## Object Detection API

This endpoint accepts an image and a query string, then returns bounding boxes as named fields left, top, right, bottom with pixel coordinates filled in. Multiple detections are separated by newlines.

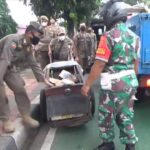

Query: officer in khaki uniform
left=45, top=18, right=60, bottom=40
left=36, top=16, right=50, bottom=69
left=87, top=27, right=97, bottom=60
left=36, top=17, right=60, bottom=69
left=49, top=27, right=74, bottom=61
left=73, top=23, right=93, bottom=72
left=0, top=22, right=49, bottom=133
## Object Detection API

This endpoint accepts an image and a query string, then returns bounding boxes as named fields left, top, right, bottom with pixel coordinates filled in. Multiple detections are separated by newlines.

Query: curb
left=0, top=95, right=40, bottom=150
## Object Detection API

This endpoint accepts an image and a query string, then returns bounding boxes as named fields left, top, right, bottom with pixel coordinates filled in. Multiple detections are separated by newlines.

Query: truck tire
left=135, top=87, right=145, bottom=101
left=40, top=89, right=47, bottom=122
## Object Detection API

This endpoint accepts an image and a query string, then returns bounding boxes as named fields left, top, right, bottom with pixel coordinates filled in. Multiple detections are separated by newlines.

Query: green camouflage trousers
left=98, top=88, right=138, bottom=144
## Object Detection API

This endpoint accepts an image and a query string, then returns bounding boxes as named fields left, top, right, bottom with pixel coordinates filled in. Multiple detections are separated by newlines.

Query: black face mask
left=30, top=34, right=40, bottom=45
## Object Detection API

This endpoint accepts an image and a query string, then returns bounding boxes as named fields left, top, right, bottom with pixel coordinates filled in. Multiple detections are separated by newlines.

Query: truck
left=126, top=13, right=150, bottom=99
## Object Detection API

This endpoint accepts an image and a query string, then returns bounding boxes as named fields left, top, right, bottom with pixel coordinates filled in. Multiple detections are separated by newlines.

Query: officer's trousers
left=98, top=88, right=138, bottom=144
left=0, top=60, right=31, bottom=120
left=79, top=57, right=88, bottom=72
left=36, top=51, right=49, bottom=70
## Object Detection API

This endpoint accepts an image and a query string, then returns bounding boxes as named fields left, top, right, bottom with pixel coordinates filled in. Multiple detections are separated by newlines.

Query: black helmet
left=28, top=21, right=44, bottom=34
left=100, top=0, right=131, bottom=30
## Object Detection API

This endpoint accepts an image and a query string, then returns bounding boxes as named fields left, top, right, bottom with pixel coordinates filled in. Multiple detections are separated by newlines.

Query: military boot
left=3, top=119, right=15, bottom=133
left=93, top=142, right=115, bottom=150
left=125, top=144, right=135, bottom=150
left=22, top=114, right=40, bottom=128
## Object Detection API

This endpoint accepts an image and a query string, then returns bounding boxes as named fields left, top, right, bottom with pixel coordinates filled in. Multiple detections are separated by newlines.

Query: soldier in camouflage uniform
left=81, top=1, right=140, bottom=150
left=0, top=22, right=50, bottom=133
left=73, top=23, right=93, bottom=72
left=49, top=27, right=74, bottom=61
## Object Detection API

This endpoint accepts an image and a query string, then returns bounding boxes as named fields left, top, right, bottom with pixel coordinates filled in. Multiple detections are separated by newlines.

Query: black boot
left=125, top=144, right=135, bottom=150
left=93, top=142, right=115, bottom=150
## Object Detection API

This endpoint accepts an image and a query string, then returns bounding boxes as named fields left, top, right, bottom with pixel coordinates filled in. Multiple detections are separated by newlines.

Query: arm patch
left=96, top=35, right=112, bottom=62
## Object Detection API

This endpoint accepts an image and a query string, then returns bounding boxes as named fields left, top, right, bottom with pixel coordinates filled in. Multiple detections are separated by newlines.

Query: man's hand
left=44, top=78, right=55, bottom=87
left=81, top=85, right=90, bottom=97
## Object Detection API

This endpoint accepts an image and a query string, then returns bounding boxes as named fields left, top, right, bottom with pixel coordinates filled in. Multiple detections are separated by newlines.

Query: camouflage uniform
left=96, top=23, right=140, bottom=144
left=73, top=32, right=92, bottom=70
left=0, top=34, right=44, bottom=120
left=50, top=36, right=73, bottom=61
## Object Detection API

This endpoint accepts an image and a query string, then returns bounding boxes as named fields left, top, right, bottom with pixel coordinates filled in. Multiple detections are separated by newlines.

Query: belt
left=101, top=70, right=135, bottom=80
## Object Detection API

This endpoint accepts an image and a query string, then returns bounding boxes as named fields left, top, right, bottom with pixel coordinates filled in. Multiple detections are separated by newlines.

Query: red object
left=96, top=35, right=112, bottom=61
left=139, top=76, right=150, bottom=87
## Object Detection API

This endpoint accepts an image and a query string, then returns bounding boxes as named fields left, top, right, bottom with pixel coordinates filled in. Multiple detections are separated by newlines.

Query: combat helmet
left=100, top=0, right=131, bottom=30
left=29, top=21, right=44, bottom=34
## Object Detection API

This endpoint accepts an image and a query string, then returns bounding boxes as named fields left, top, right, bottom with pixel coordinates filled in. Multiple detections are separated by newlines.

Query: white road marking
left=41, top=128, right=57, bottom=150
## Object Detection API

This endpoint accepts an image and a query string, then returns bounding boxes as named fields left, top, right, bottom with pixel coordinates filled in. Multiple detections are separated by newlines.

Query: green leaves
left=22, top=0, right=100, bottom=24
left=21, top=0, right=101, bottom=37
left=0, top=0, right=17, bottom=38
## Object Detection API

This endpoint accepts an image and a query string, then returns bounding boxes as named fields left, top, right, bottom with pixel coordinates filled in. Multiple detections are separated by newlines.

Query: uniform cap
left=40, top=15, right=49, bottom=21
left=58, top=27, right=66, bottom=35
left=88, top=27, right=92, bottom=32
left=29, top=21, right=43, bottom=34
left=50, top=18, right=55, bottom=24
left=79, top=23, right=86, bottom=27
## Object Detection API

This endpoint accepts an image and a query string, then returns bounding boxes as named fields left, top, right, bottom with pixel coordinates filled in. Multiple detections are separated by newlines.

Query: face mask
left=59, top=35, right=65, bottom=41
left=30, top=34, right=40, bottom=45
left=41, top=22, right=48, bottom=27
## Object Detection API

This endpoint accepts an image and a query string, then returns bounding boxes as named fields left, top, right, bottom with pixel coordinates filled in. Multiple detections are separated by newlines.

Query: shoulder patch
left=96, top=35, right=112, bottom=61
left=97, top=48, right=106, bottom=55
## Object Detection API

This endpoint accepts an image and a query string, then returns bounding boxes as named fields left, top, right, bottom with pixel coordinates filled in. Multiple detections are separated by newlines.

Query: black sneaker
left=93, top=142, right=115, bottom=150
left=125, top=144, right=135, bottom=150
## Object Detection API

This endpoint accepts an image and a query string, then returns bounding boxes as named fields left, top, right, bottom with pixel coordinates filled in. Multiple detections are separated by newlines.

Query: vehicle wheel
left=135, top=87, right=145, bottom=101
left=40, top=89, right=47, bottom=122
left=89, top=91, right=95, bottom=116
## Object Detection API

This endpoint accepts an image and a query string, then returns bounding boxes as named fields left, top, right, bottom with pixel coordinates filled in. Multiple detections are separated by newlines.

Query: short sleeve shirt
left=95, top=23, right=140, bottom=73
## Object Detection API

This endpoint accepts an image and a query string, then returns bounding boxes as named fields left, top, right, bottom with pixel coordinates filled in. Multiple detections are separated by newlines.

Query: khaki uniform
left=36, top=25, right=60, bottom=69
left=50, top=37, right=73, bottom=61
left=73, top=32, right=92, bottom=70
left=89, top=32, right=97, bottom=58
left=0, top=34, right=44, bottom=120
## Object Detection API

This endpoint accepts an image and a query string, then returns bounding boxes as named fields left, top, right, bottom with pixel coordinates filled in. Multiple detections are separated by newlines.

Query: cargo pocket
left=100, top=73, right=112, bottom=90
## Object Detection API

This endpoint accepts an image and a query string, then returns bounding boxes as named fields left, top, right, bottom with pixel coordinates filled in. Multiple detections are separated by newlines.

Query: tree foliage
left=123, top=0, right=150, bottom=6
left=0, top=0, right=17, bottom=38
left=26, top=0, right=100, bottom=22
left=22, top=0, right=101, bottom=37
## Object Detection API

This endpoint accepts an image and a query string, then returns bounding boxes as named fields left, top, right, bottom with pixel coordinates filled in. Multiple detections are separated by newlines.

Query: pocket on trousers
left=100, top=73, right=112, bottom=90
